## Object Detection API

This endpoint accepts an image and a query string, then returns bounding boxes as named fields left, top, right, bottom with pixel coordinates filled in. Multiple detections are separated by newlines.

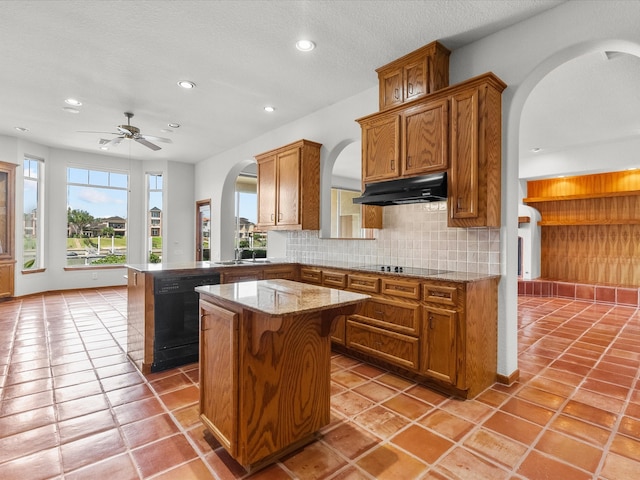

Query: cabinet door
left=403, top=99, right=448, bottom=176
left=276, top=147, right=300, bottom=226
left=379, top=69, right=403, bottom=110
left=403, top=58, right=428, bottom=102
left=0, top=263, right=14, bottom=298
left=361, top=114, right=401, bottom=183
left=449, top=87, right=479, bottom=221
left=331, top=315, right=346, bottom=345
left=422, top=306, right=457, bottom=385
left=346, top=319, right=419, bottom=370
left=257, top=156, right=277, bottom=226
left=199, top=300, right=238, bottom=455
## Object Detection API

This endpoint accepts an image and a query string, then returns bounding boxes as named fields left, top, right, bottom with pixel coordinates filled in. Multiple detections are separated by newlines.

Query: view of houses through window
left=66, top=167, right=129, bottom=266
left=235, top=173, right=267, bottom=258
left=23, top=157, right=43, bottom=270
left=147, top=173, right=163, bottom=263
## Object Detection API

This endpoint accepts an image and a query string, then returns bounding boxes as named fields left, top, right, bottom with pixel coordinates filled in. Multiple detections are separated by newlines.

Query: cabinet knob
left=271, top=213, right=275, bottom=221
left=394, top=88, right=399, bottom=100
left=408, top=83, right=413, bottom=95
left=407, top=156, right=411, bottom=168
left=390, top=160, right=395, bottom=171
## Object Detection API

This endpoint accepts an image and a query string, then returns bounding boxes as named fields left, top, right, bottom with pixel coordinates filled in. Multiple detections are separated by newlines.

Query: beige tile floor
left=0, top=288, right=639, bottom=479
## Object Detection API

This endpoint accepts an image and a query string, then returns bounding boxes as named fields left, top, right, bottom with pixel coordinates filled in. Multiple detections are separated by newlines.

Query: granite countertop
left=126, top=260, right=498, bottom=283
left=196, top=279, right=370, bottom=316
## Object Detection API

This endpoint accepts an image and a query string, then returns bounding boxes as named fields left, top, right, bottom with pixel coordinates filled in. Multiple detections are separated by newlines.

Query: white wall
left=194, top=1, right=640, bottom=379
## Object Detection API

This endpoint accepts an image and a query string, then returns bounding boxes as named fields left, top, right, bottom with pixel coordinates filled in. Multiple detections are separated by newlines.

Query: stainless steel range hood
left=352, top=171, right=447, bottom=206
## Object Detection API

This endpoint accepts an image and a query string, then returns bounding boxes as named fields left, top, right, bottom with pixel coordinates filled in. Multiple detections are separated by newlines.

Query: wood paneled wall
left=525, top=170, right=640, bottom=287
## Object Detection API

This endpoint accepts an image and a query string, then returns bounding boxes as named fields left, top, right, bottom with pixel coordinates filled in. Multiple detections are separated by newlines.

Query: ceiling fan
left=80, top=112, right=172, bottom=151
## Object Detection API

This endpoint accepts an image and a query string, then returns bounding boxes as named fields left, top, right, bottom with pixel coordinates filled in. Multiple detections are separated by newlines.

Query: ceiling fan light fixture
left=168, top=123, right=180, bottom=128
left=295, top=39, right=315, bottom=52
left=177, top=80, right=196, bottom=89
left=65, top=98, right=82, bottom=106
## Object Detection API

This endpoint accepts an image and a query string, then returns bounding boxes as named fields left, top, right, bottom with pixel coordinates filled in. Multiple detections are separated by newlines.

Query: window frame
left=22, top=156, right=44, bottom=272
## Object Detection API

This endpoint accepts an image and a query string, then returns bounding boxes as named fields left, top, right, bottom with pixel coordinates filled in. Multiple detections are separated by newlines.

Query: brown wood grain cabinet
left=376, top=40, right=450, bottom=111
left=0, top=161, right=16, bottom=299
left=255, top=139, right=321, bottom=231
left=220, top=264, right=296, bottom=284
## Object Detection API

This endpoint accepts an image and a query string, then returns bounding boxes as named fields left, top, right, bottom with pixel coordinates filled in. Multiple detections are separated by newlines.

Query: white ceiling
left=2, top=0, right=573, bottom=165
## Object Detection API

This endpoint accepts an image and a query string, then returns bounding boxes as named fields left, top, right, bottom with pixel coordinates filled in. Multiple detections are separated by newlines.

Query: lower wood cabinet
left=421, top=305, right=457, bottom=385
left=346, top=319, right=420, bottom=370
left=221, top=264, right=296, bottom=284
left=0, top=262, right=15, bottom=299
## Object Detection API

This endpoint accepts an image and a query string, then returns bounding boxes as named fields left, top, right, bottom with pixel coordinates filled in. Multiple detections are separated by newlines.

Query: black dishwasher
left=152, top=273, right=220, bottom=372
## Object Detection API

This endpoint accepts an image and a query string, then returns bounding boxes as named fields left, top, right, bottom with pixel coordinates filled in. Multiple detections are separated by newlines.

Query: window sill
left=64, top=265, right=126, bottom=271
left=22, top=268, right=46, bottom=275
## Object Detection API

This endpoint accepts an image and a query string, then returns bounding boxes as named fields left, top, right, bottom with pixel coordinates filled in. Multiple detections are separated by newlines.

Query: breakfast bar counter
left=195, top=279, right=369, bottom=472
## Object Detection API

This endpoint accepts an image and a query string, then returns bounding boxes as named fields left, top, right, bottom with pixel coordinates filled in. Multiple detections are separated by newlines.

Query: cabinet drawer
left=263, top=266, right=296, bottom=280
left=346, top=320, right=419, bottom=370
left=221, top=270, right=264, bottom=284
left=322, top=271, right=347, bottom=288
left=300, top=267, right=322, bottom=284
left=347, top=274, right=380, bottom=293
left=423, top=283, right=458, bottom=306
left=381, top=278, right=421, bottom=299
left=352, top=298, right=420, bottom=335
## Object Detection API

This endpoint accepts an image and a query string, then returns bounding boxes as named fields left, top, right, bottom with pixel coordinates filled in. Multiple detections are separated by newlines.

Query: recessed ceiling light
left=62, top=107, right=80, bottom=114
left=65, top=98, right=82, bottom=106
left=295, top=39, right=315, bottom=52
left=14, top=126, right=29, bottom=132
left=531, top=147, right=542, bottom=153
left=264, top=106, right=275, bottom=113
left=177, top=80, right=196, bottom=89
left=100, top=146, right=109, bottom=150
left=168, top=123, right=180, bottom=128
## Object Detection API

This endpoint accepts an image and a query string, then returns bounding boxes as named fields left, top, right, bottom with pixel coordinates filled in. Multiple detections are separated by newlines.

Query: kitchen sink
left=240, top=259, right=271, bottom=264
left=214, top=260, right=245, bottom=265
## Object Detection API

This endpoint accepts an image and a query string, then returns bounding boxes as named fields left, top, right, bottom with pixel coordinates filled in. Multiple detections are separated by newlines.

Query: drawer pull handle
left=431, top=291, right=449, bottom=298
left=394, top=88, right=400, bottom=100
left=374, top=310, right=384, bottom=317
left=429, top=315, right=434, bottom=329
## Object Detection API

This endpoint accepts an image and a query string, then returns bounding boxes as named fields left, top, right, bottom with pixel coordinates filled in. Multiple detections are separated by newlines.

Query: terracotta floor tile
left=441, top=398, right=493, bottom=423
left=571, top=388, right=626, bottom=414
left=51, top=359, right=94, bottom=377
left=356, top=443, right=428, bottom=480
left=331, top=390, right=376, bottom=417
left=64, top=452, right=139, bottom=480
left=391, top=424, right=454, bottom=465
left=382, top=392, right=431, bottom=420
left=516, top=385, right=567, bottom=409
left=329, top=465, right=372, bottom=480
left=282, top=440, right=347, bottom=479
left=60, top=428, right=126, bottom=473
left=322, top=422, right=379, bottom=459
left=350, top=363, right=386, bottom=379
left=534, top=429, right=602, bottom=472
left=0, top=405, right=56, bottom=437
left=57, top=392, right=109, bottom=421
left=55, top=379, right=103, bottom=403
left=105, top=382, right=154, bottom=406
left=517, top=449, right=592, bottom=480
left=159, top=384, right=200, bottom=410
left=482, top=410, right=542, bottom=445
left=562, top=399, right=619, bottom=428
left=353, top=405, right=409, bottom=439
left=352, top=380, right=397, bottom=403
left=600, top=451, right=640, bottom=480
left=95, top=361, right=138, bottom=379
left=418, top=409, right=475, bottom=441
left=111, top=396, right=165, bottom=425
left=150, top=371, right=193, bottom=394
left=131, top=433, right=198, bottom=478
left=464, top=428, right=527, bottom=469
left=0, top=423, right=58, bottom=464
left=187, top=424, right=221, bottom=455
left=331, top=354, right=361, bottom=369
left=437, top=446, right=510, bottom=480
left=332, top=369, right=369, bottom=389
left=609, top=433, right=640, bottom=462
left=501, top=397, right=555, bottom=426
left=172, top=402, right=202, bottom=429
left=475, top=388, right=510, bottom=408
left=59, top=409, right=118, bottom=444
left=550, top=414, right=612, bottom=448
left=375, top=372, right=414, bottom=391
left=405, top=384, right=450, bottom=406
left=99, top=371, right=144, bottom=392
left=0, top=446, right=61, bottom=480
left=152, top=458, right=216, bottom=480
left=0, top=389, right=54, bottom=416
left=121, top=413, right=180, bottom=448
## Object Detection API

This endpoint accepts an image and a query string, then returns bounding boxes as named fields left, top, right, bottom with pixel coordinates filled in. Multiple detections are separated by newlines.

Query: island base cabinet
left=199, top=296, right=334, bottom=472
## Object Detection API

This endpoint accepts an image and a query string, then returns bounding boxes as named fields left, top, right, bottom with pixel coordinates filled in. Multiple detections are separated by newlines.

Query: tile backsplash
left=285, top=202, right=501, bottom=274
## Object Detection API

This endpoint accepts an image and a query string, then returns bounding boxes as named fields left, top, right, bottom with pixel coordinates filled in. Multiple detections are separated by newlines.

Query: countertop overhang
left=196, top=279, right=370, bottom=317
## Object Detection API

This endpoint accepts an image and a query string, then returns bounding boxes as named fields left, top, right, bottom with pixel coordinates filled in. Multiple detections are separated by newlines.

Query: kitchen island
left=196, top=279, right=369, bottom=472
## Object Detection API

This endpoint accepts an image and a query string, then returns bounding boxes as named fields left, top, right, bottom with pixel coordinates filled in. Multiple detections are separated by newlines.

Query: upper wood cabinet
left=376, top=41, right=450, bottom=111
left=0, top=161, right=16, bottom=299
left=255, top=139, right=321, bottom=231
left=448, top=77, right=504, bottom=227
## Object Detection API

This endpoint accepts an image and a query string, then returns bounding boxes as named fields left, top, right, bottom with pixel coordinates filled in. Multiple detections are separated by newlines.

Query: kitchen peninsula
left=196, top=279, right=369, bottom=472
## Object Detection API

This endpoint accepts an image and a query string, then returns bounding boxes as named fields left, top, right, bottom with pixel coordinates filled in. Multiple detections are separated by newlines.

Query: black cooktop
left=359, top=264, right=450, bottom=277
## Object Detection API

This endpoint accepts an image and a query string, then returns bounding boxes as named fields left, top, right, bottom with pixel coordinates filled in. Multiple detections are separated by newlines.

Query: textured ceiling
left=1, top=0, right=568, bottom=164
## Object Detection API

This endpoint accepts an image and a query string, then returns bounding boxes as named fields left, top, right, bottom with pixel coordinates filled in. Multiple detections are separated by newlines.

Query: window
left=147, top=173, right=163, bottom=263
left=235, top=173, right=267, bottom=258
left=66, top=167, right=128, bottom=266
left=23, top=157, right=43, bottom=270
left=331, top=188, right=363, bottom=238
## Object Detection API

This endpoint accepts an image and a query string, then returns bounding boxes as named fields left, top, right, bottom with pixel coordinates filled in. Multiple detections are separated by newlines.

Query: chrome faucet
left=234, top=248, right=242, bottom=261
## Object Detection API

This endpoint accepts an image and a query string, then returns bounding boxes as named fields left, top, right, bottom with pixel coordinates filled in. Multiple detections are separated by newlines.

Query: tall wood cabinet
left=255, top=139, right=321, bottom=231
left=0, top=161, right=16, bottom=299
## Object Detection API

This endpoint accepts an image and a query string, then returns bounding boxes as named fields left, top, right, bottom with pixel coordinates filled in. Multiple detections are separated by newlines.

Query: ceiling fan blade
left=140, top=134, right=172, bottom=144
left=135, top=137, right=161, bottom=151
left=103, top=136, right=125, bottom=148
left=78, top=130, right=120, bottom=135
